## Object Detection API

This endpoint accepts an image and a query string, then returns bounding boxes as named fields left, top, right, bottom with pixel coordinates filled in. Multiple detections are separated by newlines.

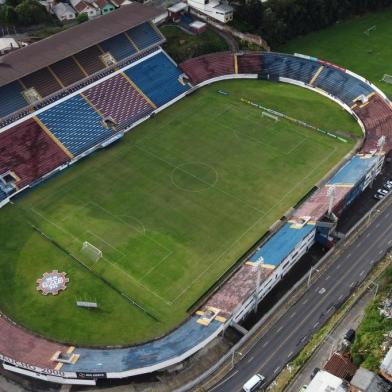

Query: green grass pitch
left=0, top=80, right=360, bottom=345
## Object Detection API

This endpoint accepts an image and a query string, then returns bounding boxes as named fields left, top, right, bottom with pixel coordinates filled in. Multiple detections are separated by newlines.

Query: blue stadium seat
left=314, top=66, right=374, bottom=104
left=124, top=52, right=189, bottom=107
left=0, top=81, right=28, bottom=118
left=100, top=33, right=136, bottom=61
left=127, top=22, right=162, bottom=50
left=0, top=188, right=7, bottom=201
left=38, top=95, right=113, bottom=155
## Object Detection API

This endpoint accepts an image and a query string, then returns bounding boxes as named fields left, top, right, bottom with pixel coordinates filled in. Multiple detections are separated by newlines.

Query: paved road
left=211, top=202, right=392, bottom=392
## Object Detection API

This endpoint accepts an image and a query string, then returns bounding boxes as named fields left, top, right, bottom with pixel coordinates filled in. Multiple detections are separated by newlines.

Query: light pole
left=231, top=350, right=243, bottom=369
left=307, top=266, right=319, bottom=288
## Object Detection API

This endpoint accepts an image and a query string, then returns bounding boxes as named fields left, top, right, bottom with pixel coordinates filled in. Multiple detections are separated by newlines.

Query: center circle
left=171, top=162, right=218, bottom=192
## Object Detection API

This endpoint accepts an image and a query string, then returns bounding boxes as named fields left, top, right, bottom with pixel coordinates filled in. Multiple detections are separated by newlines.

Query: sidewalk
left=285, top=290, right=374, bottom=392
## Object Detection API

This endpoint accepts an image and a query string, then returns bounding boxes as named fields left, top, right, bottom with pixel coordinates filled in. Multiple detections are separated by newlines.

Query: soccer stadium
left=0, top=2, right=391, bottom=387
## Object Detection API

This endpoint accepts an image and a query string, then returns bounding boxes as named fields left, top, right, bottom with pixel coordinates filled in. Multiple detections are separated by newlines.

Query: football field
left=0, top=79, right=360, bottom=345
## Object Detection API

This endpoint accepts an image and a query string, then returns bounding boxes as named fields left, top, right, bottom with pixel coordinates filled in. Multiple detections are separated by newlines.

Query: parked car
left=374, top=193, right=384, bottom=200
left=377, top=188, right=388, bottom=195
left=344, top=328, right=356, bottom=343
left=310, top=367, right=320, bottom=380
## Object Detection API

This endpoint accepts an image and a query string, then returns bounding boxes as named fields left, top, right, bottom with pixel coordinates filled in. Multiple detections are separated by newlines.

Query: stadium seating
left=314, top=66, right=374, bottom=104
left=0, top=188, right=7, bottom=201
left=260, top=53, right=320, bottom=83
left=0, top=81, right=28, bottom=118
left=83, top=74, right=154, bottom=128
left=127, top=22, right=162, bottom=50
left=100, top=33, right=137, bottom=61
left=179, top=52, right=235, bottom=84
left=50, top=57, right=86, bottom=87
left=0, top=118, right=70, bottom=188
left=237, top=53, right=262, bottom=74
left=74, top=46, right=106, bottom=75
left=124, top=52, right=189, bottom=107
left=37, top=95, right=113, bottom=155
left=21, top=68, right=62, bottom=98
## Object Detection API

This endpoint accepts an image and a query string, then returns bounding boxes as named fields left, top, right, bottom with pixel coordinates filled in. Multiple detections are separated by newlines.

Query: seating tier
left=37, top=95, right=113, bottom=155
left=0, top=81, right=28, bottom=118
left=125, top=52, right=189, bottom=107
left=83, top=74, right=153, bottom=128
left=50, top=57, right=86, bottom=87
left=74, top=46, right=106, bottom=75
left=100, top=34, right=137, bottom=61
left=21, top=68, right=62, bottom=98
left=127, top=22, right=162, bottom=50
left=237, top=53, right=262, bottom=74
left=0, top=118, right=69, bottom=188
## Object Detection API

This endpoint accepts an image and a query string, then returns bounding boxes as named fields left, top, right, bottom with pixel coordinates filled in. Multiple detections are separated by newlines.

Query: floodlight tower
left=327, top=185, right=336, bottom=217
left=253, top=257, right=264, bottom=313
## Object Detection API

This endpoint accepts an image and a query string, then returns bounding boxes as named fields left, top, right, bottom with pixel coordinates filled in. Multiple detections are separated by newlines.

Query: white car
left=243, top=374, right=266, bottom=392
left=377, top=188, right=388, bottom=195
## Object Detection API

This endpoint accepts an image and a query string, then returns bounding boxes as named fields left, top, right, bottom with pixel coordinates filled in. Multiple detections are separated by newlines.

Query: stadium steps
left=127, top=22, right=163, bottom=50
left=37, top=94, right=114, bottom=156
left=0, top=81, right=28, bottom=118
left=74, top=46, right=106, bottom=76
left=100, top=33, right=137, bottom=61
left=50, top=57, right=87, bottom=87
left=83, top=73, right=154, bottom=128
left=20, top=68, right=62, bottom=98
left=0, top=118, right=70, bottom=188
left=124, top=52, right=189, bottom=107
left=237, top=53, right=262, bottom=74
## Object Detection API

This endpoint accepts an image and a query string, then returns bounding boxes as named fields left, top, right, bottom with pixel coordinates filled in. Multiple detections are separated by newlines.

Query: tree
left=15, top=0, right=50, bottom=26
left=0, top=5, right=18, bottom=25
left=76, top=12, right=88, bottom=24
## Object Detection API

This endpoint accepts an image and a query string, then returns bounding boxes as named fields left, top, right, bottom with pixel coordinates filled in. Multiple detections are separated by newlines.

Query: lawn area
left=279, top=8, right=392, bottom=98
left=160, top=24, right=228, bottom=63
left=0, top=79, right=360, bottom=346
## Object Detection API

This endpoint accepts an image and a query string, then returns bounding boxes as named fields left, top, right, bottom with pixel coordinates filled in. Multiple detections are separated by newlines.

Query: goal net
left=381, top=74, right=392, bottom=85
left=81, top=241, right=102, bottom=262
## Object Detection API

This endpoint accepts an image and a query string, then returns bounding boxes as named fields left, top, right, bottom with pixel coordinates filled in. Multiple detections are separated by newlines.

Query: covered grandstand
left=0, top=9, right=392, bottom=385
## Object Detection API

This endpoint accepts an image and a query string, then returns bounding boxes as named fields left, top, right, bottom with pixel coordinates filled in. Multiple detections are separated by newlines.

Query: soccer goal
left=81, top=241, right=102, bottom=262
left=381, top=74, right=392, bottom=85
left=262, top=111, right=279, bottom=122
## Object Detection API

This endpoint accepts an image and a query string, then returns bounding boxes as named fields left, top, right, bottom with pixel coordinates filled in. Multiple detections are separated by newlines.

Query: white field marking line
left=231, top=124, right=306, bottom=156
left=118, top=215, right=146, bottom=235
left=139, top=251, right=174, bottom=282
left=170, top=162, right=219, bottom=193
left=135, top=143, right=266, bottom=215
left=87, top=200, right=172, bottom=253
left=85, top=230, right=127, bottom=258
left=171, top=146, right=339, bottom=303
left=60, top=201, right=91, bottom=223
left=100, top=255, right=173, bottom=306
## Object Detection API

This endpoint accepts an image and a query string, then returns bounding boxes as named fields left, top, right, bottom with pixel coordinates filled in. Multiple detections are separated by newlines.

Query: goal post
left=261, top=111, right=279, bottom=122
left=381, top=74, right=392, bottom=85
left=81, top=241, right=102, bottom=262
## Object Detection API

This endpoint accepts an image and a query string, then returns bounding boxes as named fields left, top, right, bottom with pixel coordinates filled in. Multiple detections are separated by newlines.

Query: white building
left=307, top=370, right=349, bottom=392
left=53, top=2, right=76, bottom=21
left=70, top=0, right=100, bottom=18
left=0, top=38, right=25, bottom=55
left=187, top=0, right=233, bottom=23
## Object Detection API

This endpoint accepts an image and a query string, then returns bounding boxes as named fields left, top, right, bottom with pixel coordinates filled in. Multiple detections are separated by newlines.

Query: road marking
left=355, top=242, right=361, bottom=249
left=338, top=294, right=343, bottom=301
left=327, top=306, right=334, bottom=313
left=379, top=249, right=384, bottom=255
left=313, top=321, right=320, bottom=329
left=209, top=370, right=239, bottom=391
left=302, top=298, right=309, bottom=305
left=277, top=326, right=283, bottom=333
left=388, top=239, right=392, bottom=245
left=247, top=356, right=254, bottom=364
left=325, top=275, right=330, bottom=281
left=375, top=222, right=380, bottom=228
left=347, top=252, right=352, bottom=258
left=359, top=270, right=365, bottom=276
left=366, top=232, right=370, bottom=238
left=350, top=281, right=355, bottom=287
left=289, top=312, right=296, bottom=319
left=274, top=367, right=281, bottom=374
left=262, top=340, right=269, bottom=348
left=287, top=351, right=293, bottom=358
left=336, top=264, right=341, bottom=270
left=370, top=259, right=375, bottom=265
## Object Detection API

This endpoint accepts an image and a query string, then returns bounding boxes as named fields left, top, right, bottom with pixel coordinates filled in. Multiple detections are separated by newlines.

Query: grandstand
left=0, top=3, right=392, bottom=385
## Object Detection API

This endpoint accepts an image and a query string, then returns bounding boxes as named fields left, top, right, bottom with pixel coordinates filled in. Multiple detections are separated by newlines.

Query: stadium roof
left=0, top=3, right=161, bottom=87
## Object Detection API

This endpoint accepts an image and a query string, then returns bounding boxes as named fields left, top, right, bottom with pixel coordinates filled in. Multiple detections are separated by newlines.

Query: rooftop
left=0, top=3, right=161, bottom=87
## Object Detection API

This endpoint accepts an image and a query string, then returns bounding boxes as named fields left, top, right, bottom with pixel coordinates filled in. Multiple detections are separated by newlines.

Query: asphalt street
left=211, top=202, right=392, bottom=392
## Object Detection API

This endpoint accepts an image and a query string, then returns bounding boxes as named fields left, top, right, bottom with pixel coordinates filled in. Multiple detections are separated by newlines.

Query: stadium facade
left=0, top=4, right=392, bottom=385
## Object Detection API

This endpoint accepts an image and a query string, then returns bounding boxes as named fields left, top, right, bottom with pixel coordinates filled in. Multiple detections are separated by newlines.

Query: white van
left=243, top=374, right=265, bottom=392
